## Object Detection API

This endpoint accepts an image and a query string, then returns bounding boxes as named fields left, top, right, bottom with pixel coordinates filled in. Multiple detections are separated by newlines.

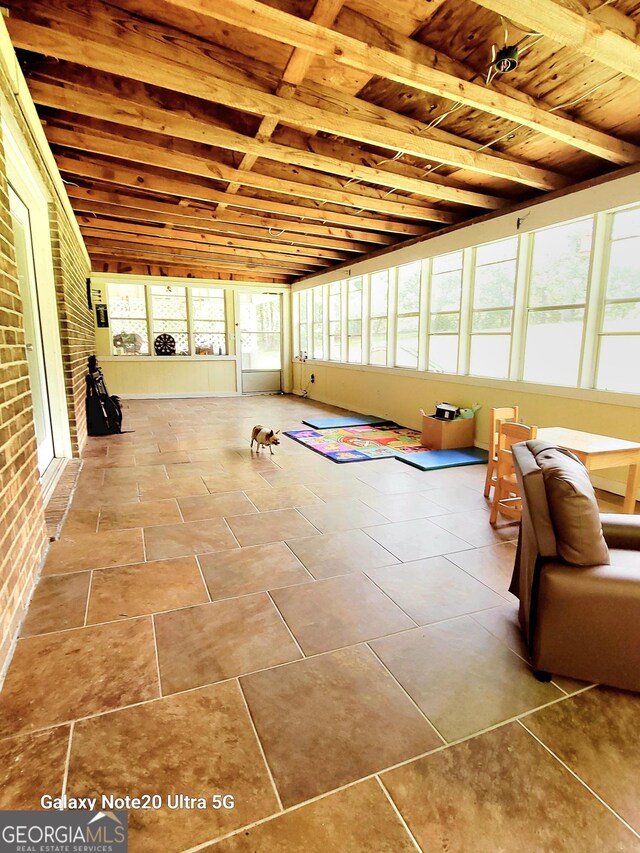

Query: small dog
left=251, top=425, right=281, bottom=455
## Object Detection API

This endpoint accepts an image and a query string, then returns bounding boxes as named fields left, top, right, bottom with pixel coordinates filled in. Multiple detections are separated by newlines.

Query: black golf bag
left=85, top=355, right=123, bottom=436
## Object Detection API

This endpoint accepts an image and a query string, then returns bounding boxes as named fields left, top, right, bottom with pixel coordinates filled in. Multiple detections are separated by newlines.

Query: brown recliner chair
left=510, top=440, right=640, bottom=691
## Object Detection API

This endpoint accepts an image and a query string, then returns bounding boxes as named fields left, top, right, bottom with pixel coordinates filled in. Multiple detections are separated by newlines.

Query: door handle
left=25, top=343, right=34, bottom=352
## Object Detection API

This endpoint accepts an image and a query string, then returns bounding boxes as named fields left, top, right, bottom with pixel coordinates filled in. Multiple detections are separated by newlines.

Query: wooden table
left=537, top=427, right=640, bottom=514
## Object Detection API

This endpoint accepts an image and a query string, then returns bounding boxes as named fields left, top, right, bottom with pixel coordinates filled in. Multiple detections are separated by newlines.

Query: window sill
left=100, top=355, right=237, bottom=362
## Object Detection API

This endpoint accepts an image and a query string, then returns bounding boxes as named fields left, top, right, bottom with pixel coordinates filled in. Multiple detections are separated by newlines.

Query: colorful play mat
left=284, top=424, right=488, bottom=469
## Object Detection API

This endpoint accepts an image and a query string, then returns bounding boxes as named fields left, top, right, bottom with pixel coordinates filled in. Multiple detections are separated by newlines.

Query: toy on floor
left=251, top=425, right=281, bottom=454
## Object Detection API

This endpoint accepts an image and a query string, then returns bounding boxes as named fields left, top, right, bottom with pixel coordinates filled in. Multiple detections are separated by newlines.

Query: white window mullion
left=340, top=279, right=348, bottom=361
left=580, top=211, right=610, bottom=389
left=510, top=232, right=530, bottom=381
left=362, top=273, right=371, bottom=363
left=418, top=258, right=430, bottom=372
left=458, top=247, right=474, bottom=375
left=323, top=284, right=330, bottom=359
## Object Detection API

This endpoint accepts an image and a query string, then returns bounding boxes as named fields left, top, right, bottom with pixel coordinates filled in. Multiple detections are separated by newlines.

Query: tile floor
left=1, top=395, right=639, bottom=852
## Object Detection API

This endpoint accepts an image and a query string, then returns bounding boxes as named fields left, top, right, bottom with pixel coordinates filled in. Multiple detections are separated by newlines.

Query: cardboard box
left=421, top=415, right=475, bottom=450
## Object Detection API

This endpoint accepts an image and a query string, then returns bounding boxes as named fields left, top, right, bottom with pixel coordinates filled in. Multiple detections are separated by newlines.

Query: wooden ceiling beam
left=159, top=0, right=640, bottom=166
left=55, top=152, right=427, bottom=234
left=471, top=0, right=640, bottom=83
left=89, top=257, right=291, bottom=284
left=83, top=237, right=319, bottom=272
left=45, top=125, right=458, bottom=224
left=78, top=219, right=344, bottom=262
left=64, top=186, right=395, bottom=246
left=11, top=20, right=567, bottom=189
left=30, top=75, right=504, bottom=209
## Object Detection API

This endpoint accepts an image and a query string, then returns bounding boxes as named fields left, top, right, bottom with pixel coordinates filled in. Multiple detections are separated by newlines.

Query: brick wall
left=0, top=132, right=47, bottom=671
left=0, top=70, right=93, bottom=676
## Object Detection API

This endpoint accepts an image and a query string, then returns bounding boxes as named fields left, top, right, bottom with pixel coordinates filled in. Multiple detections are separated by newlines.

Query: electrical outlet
left=310, top=373, right=315, bottom=383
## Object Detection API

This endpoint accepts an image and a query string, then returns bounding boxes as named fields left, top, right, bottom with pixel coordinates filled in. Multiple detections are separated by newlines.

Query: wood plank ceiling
left=6, top=0, right=640, bottom=285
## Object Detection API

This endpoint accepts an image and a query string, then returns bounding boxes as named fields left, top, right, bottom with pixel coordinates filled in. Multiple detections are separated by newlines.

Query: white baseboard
left=119, top=392, right=241, bottom=399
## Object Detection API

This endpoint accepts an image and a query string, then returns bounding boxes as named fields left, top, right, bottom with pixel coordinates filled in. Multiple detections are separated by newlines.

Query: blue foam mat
left=301, top=415, right=393, bottom=429
left=397, top=446, right=488, bottom=471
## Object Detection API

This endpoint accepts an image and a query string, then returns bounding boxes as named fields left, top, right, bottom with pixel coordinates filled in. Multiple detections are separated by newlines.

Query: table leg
left=623, top=463, right=639, bottom=514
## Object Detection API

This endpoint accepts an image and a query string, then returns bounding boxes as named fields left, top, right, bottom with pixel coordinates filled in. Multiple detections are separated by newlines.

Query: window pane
left=432, top=251, right=462, bottom=275
left=605, top=237, right=640, bottom=300
left=476, top=236, right=518, bottom=265
left=109, top=283, right=149, bottom=355
left=529, top=219, right=593, bottom=307
left=602, top=301, right=640, bottom=333
left=300, top=324, right=308, bottom=353
left=611, top=206, right=640, bottom=240
left=396, top=315, right=419, bottom=368
left=524, top=308, right=585, bottom=385
left=192, top=288, right=226, bottom=355
left=369, top=317, right=387, bottom=365
left=397, top=262, right=421, bottom=314
left=597, top=336, right=640, bottom=393
left=151, top=285, right=188, bottom=355
left=472, top=309, right=512, bottom=332
left=241, top=333, right=281, bottom=370
left=473, top=260, right=516, bottom=309
left=430, top=313, right=459, bottom=333
left=348, top=277, right=362, bottom=321
left=329, top=282, right=341, bottom=360
left=347, top=335, right=362, bottom=363
left=429, top=335, right=458, bottom=373
left=370, top=270, right=389, bottom=317
left=312, top=287, right=324, bottom=359
left=469, top=335, right=511, bottom=379
left=431, top=270, right=462, bottom=313
left=313, top=287, right=323, bottom=323
left=329, top=323, right=341, bottom=361
left=313, top=324, right=324, bottom=360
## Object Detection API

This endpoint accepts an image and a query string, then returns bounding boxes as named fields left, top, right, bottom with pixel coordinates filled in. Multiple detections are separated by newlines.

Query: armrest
left=600, top=513, right=640, bottom=550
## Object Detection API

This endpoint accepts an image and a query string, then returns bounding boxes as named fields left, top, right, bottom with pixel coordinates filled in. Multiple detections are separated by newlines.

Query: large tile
left=62, top=509, right=99, bottom=534
left=226, top=508, right=319, bottom=546
left=73, top=481, right=140, bottom=508
left=430, top=509, right=520, bottom=547
left=271, top=573, right=414, bottom=655
left=138, top=476, right=208, bottom=500
left=305, top=480, right=382, bottom=502
left=20, top=573, right=91, bottom=637
left=134, top=450, right=190, bottom=466
left=155, top=594, right=302, bottom=694
left=177, top=491, right=257, bottom=521
left=165, top=462, right=225, bottom=479
left=355, top=470, right=430, bottom=495
left=0, top=727, right=70, bottom=809
left=286, top=529, right=397, bottom=579
left=446, top=541, right=518, bottom=598
left=98, top=499, right=181, bottom=531
left=297, top=499, right=388, bottom=533
left=87, top=557, right=209, bottom=623
left=67, top=681, right=279, bottom=853
left=360, top=490, right=448, bottom=522
left=0, top=619, right=158, bottom=736
left=204, top=472, right=269, bottom=493
left=371, top=616, right=562, bottom=742
left=42, top=528, right=144, bottom=575
left=364, top=519, right=473, bottom=563
left=103, top=465, right=169, bottom=486
left=199, top=542, right=311, bottom=600
left=205, top=779, right=418, bottom=852
left=382, top=722, right=639, bottom=852
left=244, top=484, right=322, bottom=511
left=144, top=518, right=238, bottom=560
left=423, top=484, right=492, bottom=513
left=522, top=687, right=640, bottom=832
left=366, top=557, right=505, bottom=625
left=240, top=645, right=441, bottom=807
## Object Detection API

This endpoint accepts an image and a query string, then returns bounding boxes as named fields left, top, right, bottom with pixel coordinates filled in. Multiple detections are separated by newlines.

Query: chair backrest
left=489, top=406, right=519, bottom=457
left=496, top=421, right=537, bottom=467
left=512, top=440, right=558, bottom=558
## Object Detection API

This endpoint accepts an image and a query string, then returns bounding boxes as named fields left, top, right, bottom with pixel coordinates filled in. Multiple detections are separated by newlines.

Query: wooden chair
left=489, top=421, right=537, bottom=525
left=483, top=406, right=519, bottom=498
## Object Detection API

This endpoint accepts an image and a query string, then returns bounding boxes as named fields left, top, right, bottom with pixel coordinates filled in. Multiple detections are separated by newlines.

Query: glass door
left=9, top=186, right=55, bottom=475
left=237, top=292, right=282, bottom=392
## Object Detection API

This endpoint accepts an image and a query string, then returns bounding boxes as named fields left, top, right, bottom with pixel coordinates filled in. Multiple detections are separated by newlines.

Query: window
left=108, top=283, right=149, bottom=355
left=469, top=237, right=517, bottom=378
left=395, top=262, right=421, bottom=368
left=239, top=292, right=281, bottom=370
left=298, top=289, right=309, bottom=357
left=428, top=251, right=463, bottom=373
left=347, top=277, right=363, bottom=363
left=151, top=285, right=189, bottom=355
left=191, top=288, right=226, bottom=355
left=523, top=218, right=593, bottom=386
left=312, top=286, right=325, bottom=360
left=369, top=270, right=389, bottom=365
left=597, top=206, right=640, bottom=393
left=329, top=281, right=342, bottom=361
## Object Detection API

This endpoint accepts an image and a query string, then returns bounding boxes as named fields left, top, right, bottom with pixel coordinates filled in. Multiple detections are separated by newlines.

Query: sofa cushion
left=534, top=445, right=610, bottom=567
